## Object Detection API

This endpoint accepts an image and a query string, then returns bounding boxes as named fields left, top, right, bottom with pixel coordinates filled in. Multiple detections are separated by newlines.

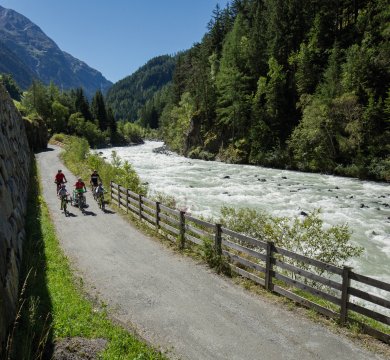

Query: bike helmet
left=58, top=169, right=62, bottom=172
left=78, top=177, right=82, bottom=181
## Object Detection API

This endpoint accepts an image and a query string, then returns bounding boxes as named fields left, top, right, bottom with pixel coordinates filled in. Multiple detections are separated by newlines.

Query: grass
left=7, top=160, right=166, bottom=359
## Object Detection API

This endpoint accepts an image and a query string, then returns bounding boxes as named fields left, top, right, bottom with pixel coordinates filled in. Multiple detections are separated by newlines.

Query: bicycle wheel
left=63, top=198, right=67, bottom=216
left=78, top=194, right=83, bottom=210
left=99, top=195, right=104, bottom=209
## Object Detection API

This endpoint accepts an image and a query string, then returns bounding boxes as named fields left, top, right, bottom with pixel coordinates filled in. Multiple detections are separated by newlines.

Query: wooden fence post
left=118, top=184, right=121, bottom=209
left=179, top=211, right=186, bottom=249
left=138, top=194, right=142, bottom=220
left=155, top=202, right=160, bottom=230
left=340, top=266, right=352, bottom=326
left=126, top=189, right=129, bottom=214
left=110, top=181, right=113, bottom=203
left=265, top=241, right=274, bottom=291
left=214, top=223, right=222, bottom=256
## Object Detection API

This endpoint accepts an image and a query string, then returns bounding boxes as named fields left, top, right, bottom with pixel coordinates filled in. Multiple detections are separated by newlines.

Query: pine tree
left=91, top=90, right=108, bottom=131
left=74, top=88, right=92, bottom=121
left=216, top=14, right=253, bottom=142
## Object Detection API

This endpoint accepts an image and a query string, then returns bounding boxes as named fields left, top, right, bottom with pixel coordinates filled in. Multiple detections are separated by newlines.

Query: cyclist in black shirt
left=90, top=170, right=101, bottom=199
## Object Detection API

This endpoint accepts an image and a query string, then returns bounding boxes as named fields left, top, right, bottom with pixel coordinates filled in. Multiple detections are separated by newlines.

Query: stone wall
left=23, top=115, right=48, bottom=151
left=0, top=84, right=31, bottom=351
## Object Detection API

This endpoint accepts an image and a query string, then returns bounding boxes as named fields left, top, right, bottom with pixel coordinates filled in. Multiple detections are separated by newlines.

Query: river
left=99, top=141, right=390, bottom=285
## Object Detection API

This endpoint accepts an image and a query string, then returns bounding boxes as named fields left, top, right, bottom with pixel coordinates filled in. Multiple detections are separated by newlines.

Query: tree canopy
left=144, top=0, right=389, bottom=181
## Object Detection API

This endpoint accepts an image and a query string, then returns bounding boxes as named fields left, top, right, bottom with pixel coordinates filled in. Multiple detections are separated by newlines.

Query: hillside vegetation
left=2, top=77, right=154, bottom=148
left=106, top=55, right=176, bottom=122
left=137, top=0, right=389, bottom=181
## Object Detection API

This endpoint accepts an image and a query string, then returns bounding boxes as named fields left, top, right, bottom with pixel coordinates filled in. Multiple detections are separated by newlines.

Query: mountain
left=106, top=55, right=176, bottom=121
left=0, top=5, right=112, bottom=97
left=0, top=40, right=34, bottom=89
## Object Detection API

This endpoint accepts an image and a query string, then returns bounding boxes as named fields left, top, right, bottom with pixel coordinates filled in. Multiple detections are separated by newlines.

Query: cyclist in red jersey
left=54, top=169, right=67, bottom=190
left=74, top=178, right=87, bottom=192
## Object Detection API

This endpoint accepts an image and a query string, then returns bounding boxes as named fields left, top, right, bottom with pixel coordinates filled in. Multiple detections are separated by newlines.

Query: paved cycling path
left=36, top=146, right=385, bottom=360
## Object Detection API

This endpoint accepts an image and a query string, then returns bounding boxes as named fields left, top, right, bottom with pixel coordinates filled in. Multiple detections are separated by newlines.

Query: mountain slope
left=0, top=5, right=112, bottom=97
left=0, top=40, right=34, bottom=89
left=106, top=55, right=175, bottom=121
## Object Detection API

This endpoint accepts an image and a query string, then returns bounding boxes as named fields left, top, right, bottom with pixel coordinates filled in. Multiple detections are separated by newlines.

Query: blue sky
left=0, top=0, right=229, bottom=83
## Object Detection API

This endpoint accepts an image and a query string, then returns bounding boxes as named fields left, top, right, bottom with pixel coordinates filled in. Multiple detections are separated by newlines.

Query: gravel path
left=36, top=146, right=385, bottom=360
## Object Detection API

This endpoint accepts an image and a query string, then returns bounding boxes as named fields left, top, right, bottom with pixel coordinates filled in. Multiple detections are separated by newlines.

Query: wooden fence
left=110, top=181, right=390, bottom=344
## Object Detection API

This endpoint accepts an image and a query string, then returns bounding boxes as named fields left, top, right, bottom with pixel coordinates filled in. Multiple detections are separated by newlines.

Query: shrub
left=61, top=136, right=146, bottom=196
left=219, top=207, right=363, bottom=273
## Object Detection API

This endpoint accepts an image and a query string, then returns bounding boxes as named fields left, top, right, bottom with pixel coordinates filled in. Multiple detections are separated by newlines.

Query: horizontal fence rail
left=110, top=181, right=390, bottom=344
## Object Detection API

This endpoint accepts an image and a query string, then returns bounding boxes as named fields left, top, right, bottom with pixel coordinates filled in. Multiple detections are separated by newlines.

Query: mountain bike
left=60, top=195, right=69, bottom=216
left=91, top=184, right=98, bottom=201
left=72, top=190, right=86, bottom=213
left=55, top=180, right=67, bottom=192
left=78, top=192, right=86, bottom=213
left=97, top=192, right=105, bottom=210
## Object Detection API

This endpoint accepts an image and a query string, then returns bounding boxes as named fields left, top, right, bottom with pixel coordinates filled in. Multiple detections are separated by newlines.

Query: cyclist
left=73, top=177, right=87, bottom=208
left=90, top=170, right=101, bottom=190
left=95, top=182, right=105, bottom=196
left=95, top=182, right=106, bottom=208
left=74, top=177, right=87, bottom=193
left=57, top=183, right=69, bottom=210
left=54, top=169, right=67, bottom=191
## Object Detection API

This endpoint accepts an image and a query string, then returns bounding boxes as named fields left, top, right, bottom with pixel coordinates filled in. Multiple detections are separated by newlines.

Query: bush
left=219, top=207, right=363, bottom=274
left=61, top=136, right=147, bottom=196
left=367, top=157, right=390, bottom=181
left=201, top=238, right=231, bottom=275
left=188, top=147, right=215, bottom=161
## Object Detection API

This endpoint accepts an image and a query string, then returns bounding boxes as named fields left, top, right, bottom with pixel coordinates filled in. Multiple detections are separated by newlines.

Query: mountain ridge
left=0, top=5, right=112, bottom=97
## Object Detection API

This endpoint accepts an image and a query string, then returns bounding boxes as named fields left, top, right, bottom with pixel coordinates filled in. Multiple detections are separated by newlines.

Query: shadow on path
left=83, top=210, right=97, bottom=216
left=35, top=147, right=55, bottom=153
left=102, top=209, right=116, bottom=215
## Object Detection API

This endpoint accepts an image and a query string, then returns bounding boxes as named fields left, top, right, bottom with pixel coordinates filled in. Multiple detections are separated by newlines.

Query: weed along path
left=36, top=146, right=385, bottom=360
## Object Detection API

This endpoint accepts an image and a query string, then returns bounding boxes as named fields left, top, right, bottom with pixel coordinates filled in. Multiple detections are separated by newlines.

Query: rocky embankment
left=0, top=84, right=31, bottom=351
left=23, top=115, right=48, bottom=151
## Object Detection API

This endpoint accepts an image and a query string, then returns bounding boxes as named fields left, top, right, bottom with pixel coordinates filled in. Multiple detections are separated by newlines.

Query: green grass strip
left=9, top=160, right=165, bottom=359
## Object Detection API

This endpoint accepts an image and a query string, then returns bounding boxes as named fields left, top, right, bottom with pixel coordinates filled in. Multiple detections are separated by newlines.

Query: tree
left=318, top=42, right=343, bottom=102
left=51, top=100, right=69, bottom=133
left=161, top=92, right=195, bottom=153
left=288, top=97, right=336, bottom=172
left=68, top=112, right=104, bottom=147
left=0, top=73, right=21, bottom=101
left=216, top=14, right=253, bottom=143
left=22, top=80, right=51, bottom=119
left=74, top=88, right=92, bottom=121
left=263, top=57, right=288, bottom=140
left=91, top=90, right=108, bottom=131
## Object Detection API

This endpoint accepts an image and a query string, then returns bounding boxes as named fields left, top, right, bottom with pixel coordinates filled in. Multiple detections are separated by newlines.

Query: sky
left=0, top=0, right=230, bottom=83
